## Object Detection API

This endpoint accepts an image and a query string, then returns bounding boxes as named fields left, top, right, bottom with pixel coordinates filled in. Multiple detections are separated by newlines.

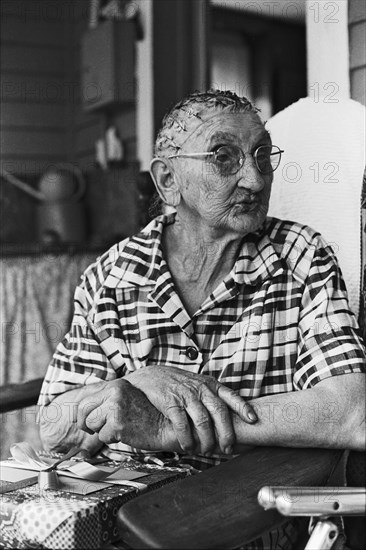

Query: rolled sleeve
left=38, top=278, right=117, bottom=408
left=294, top=244, right=366, bottom=389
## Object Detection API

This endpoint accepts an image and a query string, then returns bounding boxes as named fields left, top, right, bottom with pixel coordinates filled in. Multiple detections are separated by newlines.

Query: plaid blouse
left=39, top=213, right=365, bottom=448
left=39, top=213, right=365, bottom=549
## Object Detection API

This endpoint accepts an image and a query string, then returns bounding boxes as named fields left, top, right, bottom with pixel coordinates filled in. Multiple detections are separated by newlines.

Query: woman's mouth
left=234, top=199, right=260, bottom=211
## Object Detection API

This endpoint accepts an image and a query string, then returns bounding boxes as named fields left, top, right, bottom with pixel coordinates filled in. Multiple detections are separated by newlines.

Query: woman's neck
left=162, top=216, right=243, bottom=285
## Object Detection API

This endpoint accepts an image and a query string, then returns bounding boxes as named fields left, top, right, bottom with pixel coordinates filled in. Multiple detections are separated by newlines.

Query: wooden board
left=118, top=446, right=342, bottom=549
left=0, top=378, right=43, bottom=413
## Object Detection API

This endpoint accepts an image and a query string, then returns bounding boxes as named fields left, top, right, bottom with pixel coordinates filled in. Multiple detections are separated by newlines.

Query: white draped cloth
left=0, top=252, right=97, bottom=458
left=267, top=97, right=366, bottom=318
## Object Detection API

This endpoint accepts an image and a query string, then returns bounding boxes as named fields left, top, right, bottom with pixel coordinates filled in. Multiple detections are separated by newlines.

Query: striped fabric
left=39, top=213, right=365, bottom=452
left=38, top=213, right=365, bottom=549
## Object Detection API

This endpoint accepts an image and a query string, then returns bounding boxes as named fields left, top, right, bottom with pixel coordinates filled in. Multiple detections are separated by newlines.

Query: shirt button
left=185, top=346, right=199, bottom=360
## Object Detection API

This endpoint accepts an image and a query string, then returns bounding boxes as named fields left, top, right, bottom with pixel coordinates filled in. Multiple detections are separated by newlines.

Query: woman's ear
left=150, top=158, right=181, bottom=207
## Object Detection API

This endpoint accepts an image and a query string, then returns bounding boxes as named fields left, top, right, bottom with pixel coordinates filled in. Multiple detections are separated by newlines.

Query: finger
left=77, top=399, right=104, bottom=433
left=199, top=387, right=234, bottom=454
left=165, top=403, right=195, bottom=452
left=78, top=449, right=91, bottom=459
left=77, top=399, right=95, bottom=433
left=185, top=400, right=215, bottom=455
left=217, top=385, right=258, bottom=423
left=84, top=406, right=106, bottom=433
left=98, top=421, right=120, bottom=444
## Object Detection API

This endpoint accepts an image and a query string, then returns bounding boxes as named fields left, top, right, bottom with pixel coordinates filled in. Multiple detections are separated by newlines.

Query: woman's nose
left=236, top=156, right=265, bottom=192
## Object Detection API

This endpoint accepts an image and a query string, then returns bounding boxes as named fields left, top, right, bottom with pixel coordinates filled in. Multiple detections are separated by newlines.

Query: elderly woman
left=39, top=90, right=365, bottom=548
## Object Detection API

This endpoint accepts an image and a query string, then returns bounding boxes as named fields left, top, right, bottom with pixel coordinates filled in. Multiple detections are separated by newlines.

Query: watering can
left=37, top=164, right=87, bottom=244
left=1, top=164, right=87, bottom=244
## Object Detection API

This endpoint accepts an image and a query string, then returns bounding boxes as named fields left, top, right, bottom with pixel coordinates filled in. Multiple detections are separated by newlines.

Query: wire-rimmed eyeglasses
left=167, top=144, right=284, bottom=175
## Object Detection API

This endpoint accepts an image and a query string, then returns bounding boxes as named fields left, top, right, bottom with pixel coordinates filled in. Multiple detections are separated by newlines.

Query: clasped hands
left=76, top=366, right=258, bottom=455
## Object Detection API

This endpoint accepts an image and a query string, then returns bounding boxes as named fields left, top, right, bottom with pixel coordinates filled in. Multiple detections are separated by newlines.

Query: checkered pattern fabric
left=39, top=214, right=365, bottom=455
left=38, top=213, right=365, bottom=549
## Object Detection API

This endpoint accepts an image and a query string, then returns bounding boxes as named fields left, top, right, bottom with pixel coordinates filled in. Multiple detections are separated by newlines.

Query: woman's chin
left=230, top=206, right=267, bottom=234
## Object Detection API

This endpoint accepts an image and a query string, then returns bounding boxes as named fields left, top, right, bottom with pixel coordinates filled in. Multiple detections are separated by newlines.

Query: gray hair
left=154, top=89, right=258, bottom=157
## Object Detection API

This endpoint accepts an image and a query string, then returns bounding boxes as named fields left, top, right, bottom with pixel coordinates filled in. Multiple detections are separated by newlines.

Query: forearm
left=231, top=374, right=365, bottom=452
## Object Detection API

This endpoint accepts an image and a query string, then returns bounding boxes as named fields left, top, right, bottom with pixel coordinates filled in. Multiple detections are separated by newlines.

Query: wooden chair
left=117, top=447, right=345, bottom=549
left=0, top=378, right=43, bottom=414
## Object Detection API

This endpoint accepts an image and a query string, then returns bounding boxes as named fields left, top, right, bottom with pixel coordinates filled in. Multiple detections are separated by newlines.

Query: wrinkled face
left=170, top=111, right=273, bottom=236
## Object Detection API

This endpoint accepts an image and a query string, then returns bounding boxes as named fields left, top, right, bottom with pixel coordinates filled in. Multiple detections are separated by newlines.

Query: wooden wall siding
left=349, top=0, right=366, bottom=106
left=0, top=0, right=139, bottom=244
left=0, top=0, right=73, bottom=177
left=71, top=0, right=137, bottom=171
left=70, top=1, right=100, bottom=171
left=1, top=0, right=137, bottom=176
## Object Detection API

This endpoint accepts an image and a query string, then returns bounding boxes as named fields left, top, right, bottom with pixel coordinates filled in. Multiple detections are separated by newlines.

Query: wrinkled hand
left=76, top=379, right=179, bottom=451
left=126, top=366, right=257, bottom=455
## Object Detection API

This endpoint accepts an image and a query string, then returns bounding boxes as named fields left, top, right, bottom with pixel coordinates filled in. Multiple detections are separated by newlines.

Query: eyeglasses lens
left=255, top=146, right=272, bottom=174
left=212, top=145, right=282, bottom=175
left=255, top=145, right=281, bottom=174
left=213, top=146, right=242, bottom=176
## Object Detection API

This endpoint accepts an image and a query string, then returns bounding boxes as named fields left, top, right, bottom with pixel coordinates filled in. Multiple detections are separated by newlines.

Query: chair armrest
left=344, top=451, right=366, bottom=550
left=0, top=378, right=44, bottom=413
left=118, top=446, right=342, bottom=549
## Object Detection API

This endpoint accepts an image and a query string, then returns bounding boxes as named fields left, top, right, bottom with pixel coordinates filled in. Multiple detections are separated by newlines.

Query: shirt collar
left=104, top=215, right=285, bottom=290
left=104, top=214, right=173, bottom=289
left=232, top=224, right=285, bottom=287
